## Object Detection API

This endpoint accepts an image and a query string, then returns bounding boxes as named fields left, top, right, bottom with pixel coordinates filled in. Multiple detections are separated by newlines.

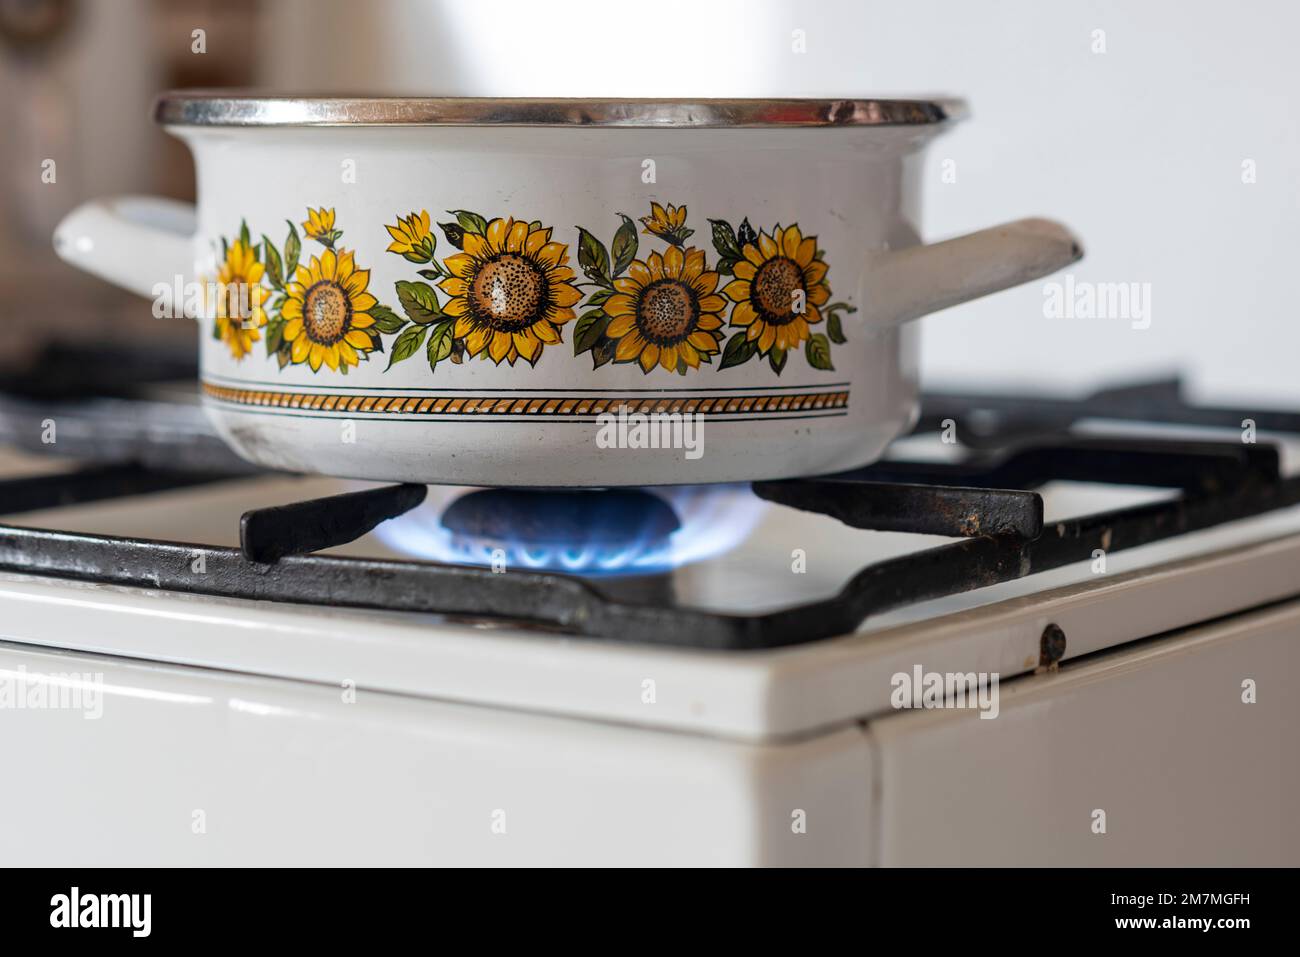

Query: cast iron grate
left=2, top=375, right=1299, bottom=649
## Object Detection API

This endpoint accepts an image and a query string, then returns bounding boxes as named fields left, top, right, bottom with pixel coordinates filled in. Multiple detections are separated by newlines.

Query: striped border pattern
left=202, top=382, right=850, bottom=417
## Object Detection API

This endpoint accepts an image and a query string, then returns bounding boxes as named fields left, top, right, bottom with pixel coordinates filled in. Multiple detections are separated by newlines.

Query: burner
left=440, top=488, right=679, bottom=566
left=372, top=484, right=767, bottom=576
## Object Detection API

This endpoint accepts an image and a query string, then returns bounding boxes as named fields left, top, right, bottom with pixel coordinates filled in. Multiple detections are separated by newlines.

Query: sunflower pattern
left=302, top=206, right=341, bottom=247
left=376, top=209, right=582, bottom=373
left=207, top=226, right=270, bottom=360
left=708, top=215, right=854, bottom=374
left=639, top=202, right=693, bottom=247
left=439, top=216, right=581, bottom=366
left=235, top=211, right=396, bottom=373
left=385, top=210, right=436, bottom=263
left=206, top=203, right=853, bottom=378
left=573, top=205, right=853, bottom=375
left=604, top=247, right=727, bottom=372
left=570, top=210, right=726, bottom=374
left=279, top=248, right=384, bottom=372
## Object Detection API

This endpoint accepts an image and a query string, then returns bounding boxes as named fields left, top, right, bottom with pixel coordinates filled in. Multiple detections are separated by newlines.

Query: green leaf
left=220, top=236, right=228, bottom=260
left=438, top=221, right=465, bottom=250
left=426, top=319, right=455, bottom=369
left=448, top=209, right=487, bottom=235
left=768, top=347, right=787, bottom=375
left=576, top=226, right=612, bottom=286
left=261, top=236, right=283, bottom=290
left=239, top=220, right=251, bottom=247
left=611, top=214, right=638, bottom=277
left=265, top=317, right=285, bottom=354
left=736, top=218, right=757, bottom=250
left=283, top=221, right=301, bottom=279
left=716, top=259, right=735, bottom=276
left=417, top=267, right=443, bottom=281
left=386, top=325, right=427, bottom=370
left=573, top=309, right=611, bottom=355
left=720, top=331, right=758, bottom=370
left=395, top=280, right=442, bottom=324
left=368, top=304, right=406, bottom=334
left=827, top=311, right=846, bottom=344
left=805, top=333, right=834, bottom=371
left=584, top=288, right=614, bottom=307
left=368, top=331, right=384, bottom=353
left=708, top=218, right=741, bottom=260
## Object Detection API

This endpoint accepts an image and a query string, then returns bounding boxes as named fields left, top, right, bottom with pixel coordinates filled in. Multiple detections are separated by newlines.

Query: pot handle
left=53, top=195, right=196, bottom=302
left=863, top=218, right=1082, bottom=328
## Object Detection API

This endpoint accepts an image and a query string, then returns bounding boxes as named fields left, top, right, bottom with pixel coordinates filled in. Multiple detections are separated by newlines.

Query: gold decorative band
left=202, top=382, right=850, bottom=417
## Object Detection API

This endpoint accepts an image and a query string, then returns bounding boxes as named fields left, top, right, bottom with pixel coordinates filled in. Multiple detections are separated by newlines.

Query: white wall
left=272, top=0, right=1300, bottom=401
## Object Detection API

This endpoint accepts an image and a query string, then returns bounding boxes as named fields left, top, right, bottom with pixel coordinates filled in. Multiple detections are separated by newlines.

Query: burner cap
left=439, top=488, right=680, bottom=549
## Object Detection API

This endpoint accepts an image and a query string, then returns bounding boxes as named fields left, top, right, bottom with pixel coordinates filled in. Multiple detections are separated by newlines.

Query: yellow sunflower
left=212, top=239, right=269, bottom=360
left=437, top=217, right=581, bottom=366
left=385, top=209, right=435, bottom=262
left=302, top=206, right=339, bottom=245
left=639, top=202, right=691, bottom=245
left=604, top=246, right=726, bottom=373
left=722, top=223, right=830, bottom=354
left=280, top=248, right=380, bottom=372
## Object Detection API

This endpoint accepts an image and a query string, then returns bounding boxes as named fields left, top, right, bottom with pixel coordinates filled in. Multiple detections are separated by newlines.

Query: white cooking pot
left=54, top=95, right=1081, bottom=486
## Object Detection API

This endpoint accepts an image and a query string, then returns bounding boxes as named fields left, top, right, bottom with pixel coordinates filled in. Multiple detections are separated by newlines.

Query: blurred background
left=1, top=0, right=1296, bottom=399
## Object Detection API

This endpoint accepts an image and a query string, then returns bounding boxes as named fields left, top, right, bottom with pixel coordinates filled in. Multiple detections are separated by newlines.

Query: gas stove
left=1, top=351, right=1297, bottom=865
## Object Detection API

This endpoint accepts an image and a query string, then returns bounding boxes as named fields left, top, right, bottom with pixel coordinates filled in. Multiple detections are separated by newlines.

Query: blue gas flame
left=372, top=484, right=767, bottom=576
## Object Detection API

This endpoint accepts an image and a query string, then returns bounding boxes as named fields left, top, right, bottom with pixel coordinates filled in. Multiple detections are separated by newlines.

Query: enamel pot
left=54, top=95, right=1082, bottom=486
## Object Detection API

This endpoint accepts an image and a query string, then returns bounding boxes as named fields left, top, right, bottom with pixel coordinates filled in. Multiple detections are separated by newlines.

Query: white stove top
left=5, top=428, right=1300, bottom=741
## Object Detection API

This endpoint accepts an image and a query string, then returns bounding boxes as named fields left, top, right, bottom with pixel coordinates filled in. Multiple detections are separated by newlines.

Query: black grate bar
left=840, top=438, right=1277, bottom=493
left=0, top=393, right=258, bottom=474
left=1, top=464, right=240, bottom=516
left=240, top=483, right=428, bottom=563
left=751, top=480, right=1043, bottom=540
left=0, top=343, right=198, bottom=399
left=0, top=524, right=750, bottom=645
left=919, top=377, right=1300, bottom=439
left=753, top=474, right=1300, bottom=645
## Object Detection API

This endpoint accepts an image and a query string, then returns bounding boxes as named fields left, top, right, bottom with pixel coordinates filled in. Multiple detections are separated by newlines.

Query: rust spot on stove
left=1037, top=623, right=1066, bottom=673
